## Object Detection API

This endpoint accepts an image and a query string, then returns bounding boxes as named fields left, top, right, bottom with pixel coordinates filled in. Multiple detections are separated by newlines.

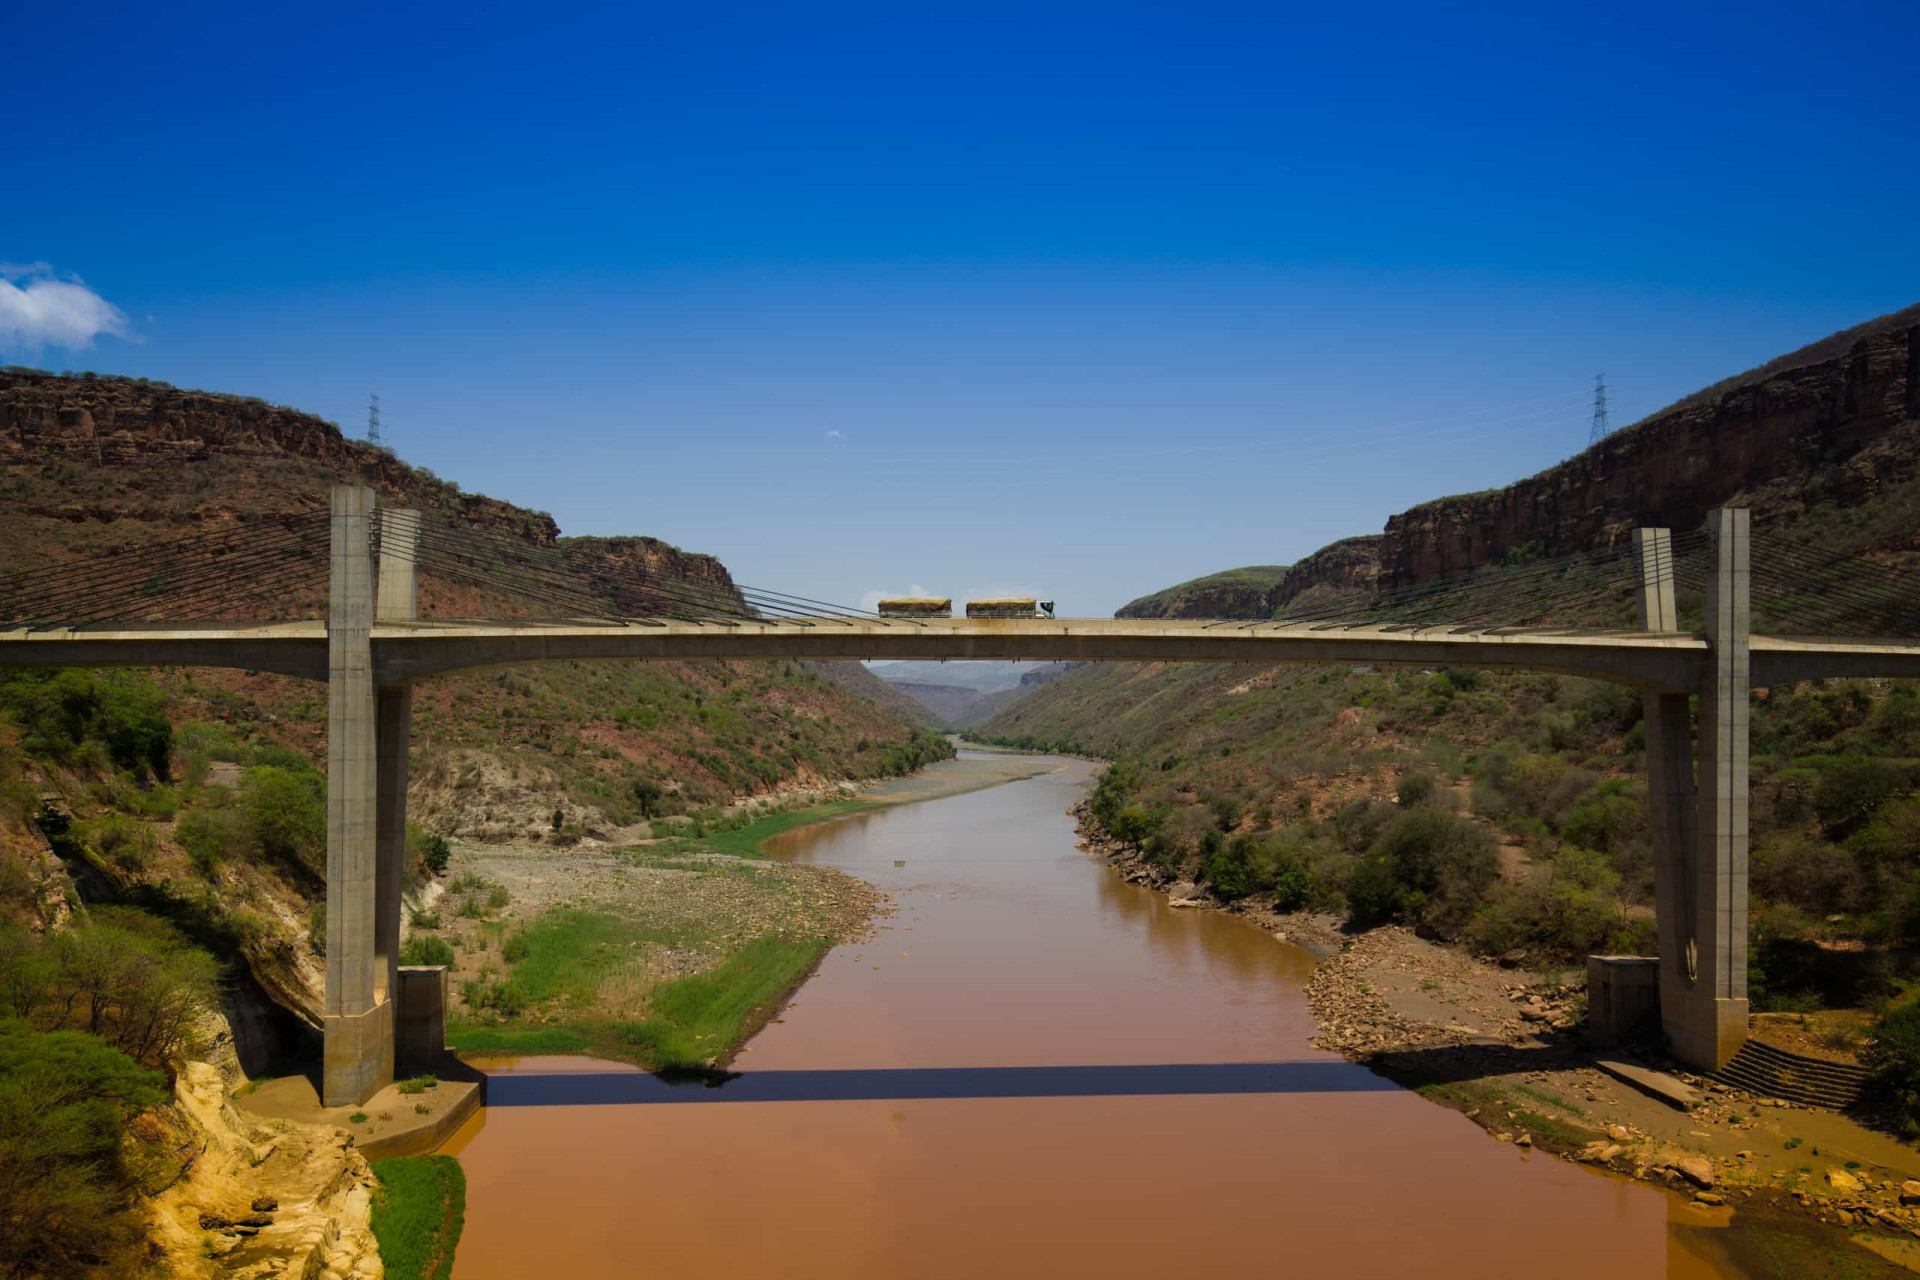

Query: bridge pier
left=323, top=492, right=425, bottom=1105
left=323, top=485, right=391, bottom=1105
left=1632, top=513, right=1751, bottom=1070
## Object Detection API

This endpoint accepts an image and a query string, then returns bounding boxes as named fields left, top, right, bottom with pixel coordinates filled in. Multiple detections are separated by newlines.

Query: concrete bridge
left=9, top=485, right=1920, bottom=1102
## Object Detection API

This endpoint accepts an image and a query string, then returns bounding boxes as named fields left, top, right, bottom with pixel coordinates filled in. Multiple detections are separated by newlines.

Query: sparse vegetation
left=978, top=654, right=1920, bottom=981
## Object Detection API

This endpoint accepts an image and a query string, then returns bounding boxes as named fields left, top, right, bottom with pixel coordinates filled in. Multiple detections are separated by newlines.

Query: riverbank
left=434, top=753, right=1061, bottom=1072
left=1070, top=795, right=1920, bottom=1273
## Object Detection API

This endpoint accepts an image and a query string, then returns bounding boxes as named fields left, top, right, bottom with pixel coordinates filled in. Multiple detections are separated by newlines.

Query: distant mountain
left=1115, top=565, right=1289, bottom=620
left=884, top=681, right=977, bottom=725
left=878, top=661, right=1086, bottom=727
left=867, top=660, right=1045, bottom=693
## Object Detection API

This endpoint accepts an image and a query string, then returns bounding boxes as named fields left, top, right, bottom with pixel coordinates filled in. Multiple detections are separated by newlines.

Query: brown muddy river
left=446, top=754, right=1747, bottom=1278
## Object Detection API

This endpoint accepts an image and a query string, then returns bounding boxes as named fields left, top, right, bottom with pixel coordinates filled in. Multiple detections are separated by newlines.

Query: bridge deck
left=5, top=616, right=1915, bottom=689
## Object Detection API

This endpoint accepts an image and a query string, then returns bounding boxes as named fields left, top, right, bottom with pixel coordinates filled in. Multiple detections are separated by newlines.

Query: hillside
left=0, top=369, right=949, bottom=1030
left=867, top=660, right=1046, bottom=692
left=871, top=660, right=1085, bottom=727
left=1115, top=565, right=1289, bottom=620
left=975, top=304, right=1920, bottom=1011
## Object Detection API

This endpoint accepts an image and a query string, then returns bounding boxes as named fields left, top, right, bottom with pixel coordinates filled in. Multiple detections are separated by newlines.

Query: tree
left=242, top=765, right=327, bottom=880
left=0, top=1020, right=163, bottom=1278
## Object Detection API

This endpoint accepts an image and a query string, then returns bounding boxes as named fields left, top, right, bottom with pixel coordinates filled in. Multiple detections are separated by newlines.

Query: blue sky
left=5, top=1, right=1917, bottom=615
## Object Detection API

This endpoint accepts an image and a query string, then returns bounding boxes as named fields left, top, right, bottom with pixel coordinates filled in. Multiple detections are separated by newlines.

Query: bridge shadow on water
left=482, top=1060, right=1403, bottom=1108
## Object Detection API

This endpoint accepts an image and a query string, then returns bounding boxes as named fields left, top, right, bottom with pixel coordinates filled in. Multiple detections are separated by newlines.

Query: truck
left=877, top=597, right=952, bottom=619
left=964, top=597, right=1055, bottom=619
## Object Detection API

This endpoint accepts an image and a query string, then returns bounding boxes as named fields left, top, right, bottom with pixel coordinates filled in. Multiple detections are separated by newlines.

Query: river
left=445, top=753, right=1746, bottom=1277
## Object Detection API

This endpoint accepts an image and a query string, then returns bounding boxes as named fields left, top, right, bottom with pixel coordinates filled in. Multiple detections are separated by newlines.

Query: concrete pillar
left=1631, top=528, right=1698, bottom=1049
left=396, top=966, right=448, bottom=1074
left=1678, top=508, right=1751, bottom=1069
left=324, top=485, right=392, bottom=1105
left=375, top=509, right=419, bottom=1047
left=376, top=508, right=419, bottom=623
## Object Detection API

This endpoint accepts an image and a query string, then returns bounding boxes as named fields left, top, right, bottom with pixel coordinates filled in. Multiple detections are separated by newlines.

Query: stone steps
left=1712, top=1039, right=1871, bottom=1110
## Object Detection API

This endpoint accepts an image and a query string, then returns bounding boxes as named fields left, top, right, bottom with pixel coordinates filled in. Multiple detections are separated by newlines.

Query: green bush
left=1814, top=756, right=1907, bottom=841
left=1865, top=1001, right=1920, bottom=1138
left=1396, top=773, right=1438, bottom=807
left=242, top=765, right=327, bottom=880
left=176, top=807, right=252, bottom=878
left=0, top=670, right=172, bottom=780
left=502, top=933, right=530, bottom=963
left=400, top=935, right=456, bottom=967
left=1109, top=803, right=1158, bottom=849
left=1346, top=808, right=1498, bottom=934
left=405, top=832, right=449, bottom=882
left=0, top=1021, right=165, bottom=1278
left=3, top=911, right=218, bottom=1068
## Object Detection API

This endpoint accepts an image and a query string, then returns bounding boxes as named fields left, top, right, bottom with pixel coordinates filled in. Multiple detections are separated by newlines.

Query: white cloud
left=825, top=429, right=841, bottom=439
left=0, top=263, right=134, bottom=352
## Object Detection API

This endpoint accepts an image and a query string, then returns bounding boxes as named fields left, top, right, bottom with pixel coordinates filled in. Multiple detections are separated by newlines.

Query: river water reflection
left=448, top=754, right=1736, bottom=1277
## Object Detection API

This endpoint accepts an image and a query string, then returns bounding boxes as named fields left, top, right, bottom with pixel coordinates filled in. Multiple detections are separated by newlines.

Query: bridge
left=7, top=484, right=1920, bottom=1103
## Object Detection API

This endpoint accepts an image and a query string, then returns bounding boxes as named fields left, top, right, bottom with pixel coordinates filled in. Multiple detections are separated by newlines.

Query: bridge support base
left=1633, top=516, right=1751, bottom=1073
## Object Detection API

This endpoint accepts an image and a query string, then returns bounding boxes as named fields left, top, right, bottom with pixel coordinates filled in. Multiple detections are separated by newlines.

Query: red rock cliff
left=1376, top=314, right=1919, bottom=585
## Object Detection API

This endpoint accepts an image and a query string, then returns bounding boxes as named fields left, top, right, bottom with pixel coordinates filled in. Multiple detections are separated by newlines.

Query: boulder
left=1675, top=1157, right=1715, bottom=1189
left=1827, top=1168, right=1863, bottom=1194
left=1901, top=1180, right=1920, bottom=1206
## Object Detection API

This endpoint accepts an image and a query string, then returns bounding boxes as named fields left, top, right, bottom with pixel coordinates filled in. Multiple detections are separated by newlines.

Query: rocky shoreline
left=1071, top=796, right=1920, bottom=1265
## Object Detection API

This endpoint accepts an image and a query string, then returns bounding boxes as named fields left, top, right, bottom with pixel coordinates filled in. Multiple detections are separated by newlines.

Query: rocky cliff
left=1116, top=566, right=1289, bottom=620
left=0, top=367, right=552, bottom=542
left=1268, top=535, right=1383, bottom=615
left=1378, top=305, right=1920, bottom=585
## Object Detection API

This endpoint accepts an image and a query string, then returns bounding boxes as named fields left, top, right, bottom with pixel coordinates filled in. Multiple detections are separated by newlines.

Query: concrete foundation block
left=1586, top=955, right=1660, bottom=1046
left=323, top=998, right=394, bottom=1106
left=1665, top=993, right=1750, bottom=1071
left=396, top=966, right=448, bottom=1074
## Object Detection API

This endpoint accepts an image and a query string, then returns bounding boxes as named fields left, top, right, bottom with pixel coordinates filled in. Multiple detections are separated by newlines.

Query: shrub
left=395, top=1075, right=438, bottom=1095
left=1396, top=773, right=1438, bottom=807
left=34, top=910, right=218, bottom=1068
left=400, top=935, right=455, bottom=967
left=0, top=1021, right=165, bottom=1278
left=242, top=765, right=327, bottom=880
left=1865, top=1002, right=1920, bottom=1138
left=1109, top=803, right=1158, bottom=849
left=502, top=933, right=530, bottom=963
left=176, top=807, right=252, bottom=878
left=1346, top=808, right=1498, bottom=935
left=1814, top=756, right=1906, bottom=841
left=1559, top=780, right=1644, bottom=856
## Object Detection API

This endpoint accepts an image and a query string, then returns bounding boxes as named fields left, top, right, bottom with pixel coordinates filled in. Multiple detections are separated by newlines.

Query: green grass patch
left=395, top=1075, right=438, bottom=1095
left=369, top=1155, right=466, bottom=1280
left=651, top=799, right=877, bottom=860
left=611, top=934, right=830, bottom=1070
left=1411, top=1079, right=1597, bottom=1152
left=504, top=908, right=683, bottom=1006
left=444, top=1024, right=590, bottom=1055
left=1509, top=1082, right=1585, bottom=1116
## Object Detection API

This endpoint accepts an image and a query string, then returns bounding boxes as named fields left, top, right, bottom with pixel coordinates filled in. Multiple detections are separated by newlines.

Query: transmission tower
left=1587, top=374, right=1610, bottom=448
left=367, top=393, right=382, bottom=447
